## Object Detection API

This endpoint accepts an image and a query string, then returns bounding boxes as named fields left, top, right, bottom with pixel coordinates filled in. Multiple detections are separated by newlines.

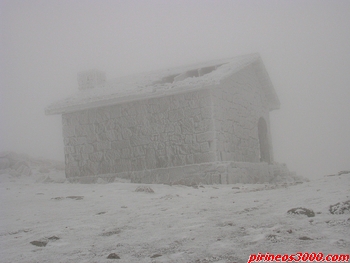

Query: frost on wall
left=62, top=89, right=216, bottom=178
left=212, top=63, right=272, bottom=163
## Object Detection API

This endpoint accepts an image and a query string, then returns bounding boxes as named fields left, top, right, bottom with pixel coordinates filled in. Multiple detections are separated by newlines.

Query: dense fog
left=1, top=0, right=350, bottom=179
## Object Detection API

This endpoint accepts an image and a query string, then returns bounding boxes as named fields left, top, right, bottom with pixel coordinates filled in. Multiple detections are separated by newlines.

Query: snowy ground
left=0, top=169, right=349, bottom=263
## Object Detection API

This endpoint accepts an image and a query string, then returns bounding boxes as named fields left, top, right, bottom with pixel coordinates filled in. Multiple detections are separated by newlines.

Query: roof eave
left=252, top=58, right=281, bottom=112
left=45, top=83, right=217, bottom=115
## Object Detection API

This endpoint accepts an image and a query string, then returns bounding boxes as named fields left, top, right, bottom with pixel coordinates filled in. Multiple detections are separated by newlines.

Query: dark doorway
left=258, top=117, right=271, bottom=164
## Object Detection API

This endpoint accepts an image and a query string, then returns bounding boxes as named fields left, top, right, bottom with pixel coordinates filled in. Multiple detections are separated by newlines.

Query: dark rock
left=329, top=200, right=350, bottom=214
left=217, top=221, right=234, bottom=227
left=287, top=207, right=315, bottom=217
left=30, top=240, right=48, bottom=247
left=135, top=186, right=154, bottom=193
left=299, top=236, right=313, bottom=240
left=97, top=212, right=106, bottom=215
left=150, top=254, right=162, bottom=258
left=107, top=253, right=120, bottom=259
left=66, top=196, right=84, bottom=200
left=266, top=234, right=280, bottom=243
left=51, top=197, right=64, bottom=200
left=101, top=229, right=121, bottom=236
left=48, top=236, right=60, bottom=240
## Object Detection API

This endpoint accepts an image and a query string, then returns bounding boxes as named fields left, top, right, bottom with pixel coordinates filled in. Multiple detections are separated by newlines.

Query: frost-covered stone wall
left=62, top=89, right=217, bottom=179
left=212, top=63, right=273, bottom=163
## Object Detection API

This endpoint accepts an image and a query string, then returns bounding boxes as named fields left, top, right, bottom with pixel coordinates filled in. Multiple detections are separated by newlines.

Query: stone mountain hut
left=46, top=53, right=290, bottom=184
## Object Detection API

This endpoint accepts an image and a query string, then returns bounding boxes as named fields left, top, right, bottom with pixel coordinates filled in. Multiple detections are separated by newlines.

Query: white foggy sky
left=1, top=0, right=349, bottom=178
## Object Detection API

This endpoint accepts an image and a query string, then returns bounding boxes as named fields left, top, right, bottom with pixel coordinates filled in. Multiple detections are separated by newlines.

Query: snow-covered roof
left=45, top=53, right=280, bottom=115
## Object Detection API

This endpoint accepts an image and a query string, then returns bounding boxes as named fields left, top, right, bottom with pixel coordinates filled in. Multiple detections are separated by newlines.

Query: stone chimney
left=77, top=69, right=106, bottom=90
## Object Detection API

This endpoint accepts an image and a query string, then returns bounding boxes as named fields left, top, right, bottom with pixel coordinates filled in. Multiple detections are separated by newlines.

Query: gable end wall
left=212, top=64, right=273, bottom=163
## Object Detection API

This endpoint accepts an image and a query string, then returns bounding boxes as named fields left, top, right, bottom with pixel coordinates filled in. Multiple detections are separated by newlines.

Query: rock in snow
left=287, top=207, right=315, bottom=217
left=107, top=253, right=120, bottom=259
left=329, top=200, right=350, bottom=215
left=30, top=240, right=48, bottom=247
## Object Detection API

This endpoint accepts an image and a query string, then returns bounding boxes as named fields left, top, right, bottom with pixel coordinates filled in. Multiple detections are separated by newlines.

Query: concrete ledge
left=67, top=161, right=294, bottom=185
left=129, top=162, right=229, bottom=185
left=67, top=173, right=118, bottom=184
